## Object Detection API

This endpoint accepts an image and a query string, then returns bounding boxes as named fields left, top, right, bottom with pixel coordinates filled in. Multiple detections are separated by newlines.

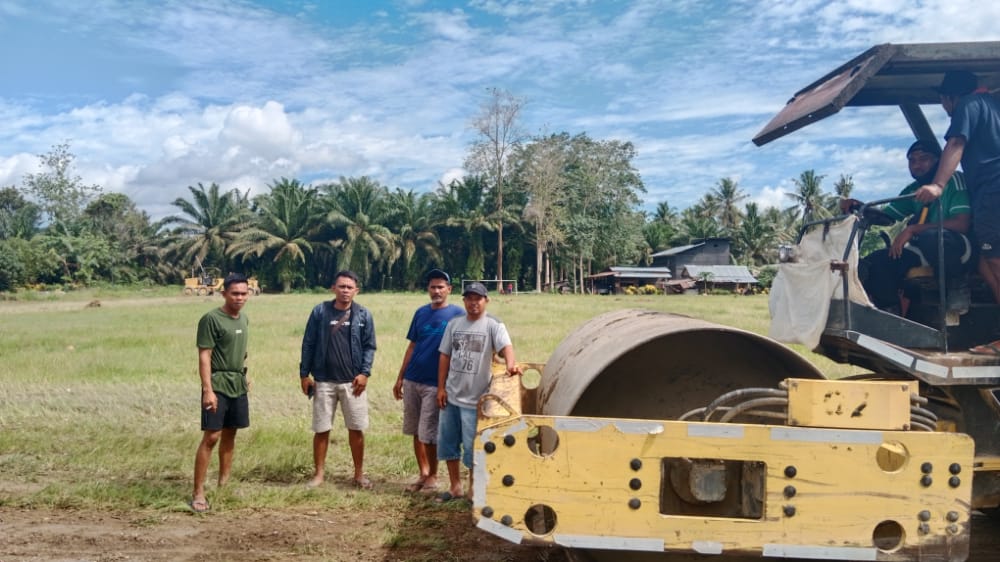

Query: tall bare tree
left=516, top=134, right=569, bottom=292
left=465, top=88, right=525, bottom=284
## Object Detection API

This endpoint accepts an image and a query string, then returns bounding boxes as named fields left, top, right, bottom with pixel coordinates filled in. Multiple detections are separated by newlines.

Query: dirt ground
left=0, top=506, right=569, bottom=562
left=5, top=507, right=1000, bottom=562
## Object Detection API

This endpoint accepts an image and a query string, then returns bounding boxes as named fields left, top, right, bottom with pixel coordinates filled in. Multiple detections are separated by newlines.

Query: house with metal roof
left=682, top=265, right=759, bottom=294
left=585, top=266, right=672, bottom=295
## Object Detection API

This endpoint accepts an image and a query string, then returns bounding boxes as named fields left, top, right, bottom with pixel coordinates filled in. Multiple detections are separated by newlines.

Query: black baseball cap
left=936, top=71, right=978, bottom=96
left=907, top=139, right=941, bottom=158
left=462, top=282, right=488, bottom=297
left=426, top=268, right=451, bottom=284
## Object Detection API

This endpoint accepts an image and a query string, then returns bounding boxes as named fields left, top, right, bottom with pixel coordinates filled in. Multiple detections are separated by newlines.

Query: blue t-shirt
left=403, top=303, right=464, bottom=386
left=945, top=93, right=1000, bottom=198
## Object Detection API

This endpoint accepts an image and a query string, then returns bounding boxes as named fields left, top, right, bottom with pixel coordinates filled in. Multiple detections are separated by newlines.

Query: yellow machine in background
left=181, top=264, right=261, bottom=296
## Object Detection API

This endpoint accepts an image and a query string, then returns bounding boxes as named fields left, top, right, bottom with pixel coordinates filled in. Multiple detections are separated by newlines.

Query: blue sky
left=1, top=0, right=997, bottom=220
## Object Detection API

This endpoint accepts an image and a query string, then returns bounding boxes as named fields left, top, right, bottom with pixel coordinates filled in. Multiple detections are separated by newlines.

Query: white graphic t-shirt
left=438, top=314, right=511, bottom=408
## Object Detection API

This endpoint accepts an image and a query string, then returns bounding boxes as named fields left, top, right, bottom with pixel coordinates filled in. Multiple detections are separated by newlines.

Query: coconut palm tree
left=785, top=169, right=832, bottom=222
left=161, top=182, right=251, bottom=273
left=228, top=178, right=325, bottom=292
left=734, top=202, right=777, bottom=266
left=710, top=177, right=747, bottom=234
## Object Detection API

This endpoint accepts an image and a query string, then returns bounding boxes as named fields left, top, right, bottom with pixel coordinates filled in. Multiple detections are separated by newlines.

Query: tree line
left=0, top=92, right=859, bottom=294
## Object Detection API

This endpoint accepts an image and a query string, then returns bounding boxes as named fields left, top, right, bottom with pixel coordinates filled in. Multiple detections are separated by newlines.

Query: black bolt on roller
left=948, top=476, right=961, bottom=488
left=503, top=435, right=516, bottom=447
left=783, top=485, right=796, bottom=498
left=628, top=498, right=641, bottom=510
left=784, top=466, right=797, bottom=478
left=500, top=515, right=513, bottom=526
left=918, top=510, right=931, bottom=522
left=921, top=462, right=933, bottom=474
left=502, top=475, right=515, bottom=487
left=920, top=475, right=933, bottom=487
left=481, top=506, right=494, bottom=518
left=630, top=458, right=642, bottom=471
left=949, top=463, right=961, bottom=475
left=629, top=478, right=642, bottom=490
left=484, top=442, right=496, bottom=454
left=783, top=505, right=796, bottom=517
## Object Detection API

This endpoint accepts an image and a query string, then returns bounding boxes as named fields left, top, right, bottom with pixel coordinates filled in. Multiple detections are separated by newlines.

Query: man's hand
left=392, top=376, right=404, bottom=400
left=352, top=374, right=368, bottom=397
left=890, top=227, right=915, bottom=259
left=300, top=377, right=315, bottom=397
left=915, top=183, right=944, bottom=203
left=506, top=363, right=523, bottom=377
left=202, top=388, right=218, bottom=413
left=437, top=388, right=448, bottom=409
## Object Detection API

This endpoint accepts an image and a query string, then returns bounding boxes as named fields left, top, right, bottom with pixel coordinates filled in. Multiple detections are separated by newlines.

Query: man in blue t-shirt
left=392, top=269, right=463, bottom=493
left=917, top=71, right=1000, bottom=306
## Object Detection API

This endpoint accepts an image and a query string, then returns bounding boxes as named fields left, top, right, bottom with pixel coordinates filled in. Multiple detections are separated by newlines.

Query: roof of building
left=650, top=238, right=731, bottom=258
left=681, top=265, right=758, bottom=284
left=650, top=243, right=702, bottom=258
left=585, top=266, right=673, bottom=280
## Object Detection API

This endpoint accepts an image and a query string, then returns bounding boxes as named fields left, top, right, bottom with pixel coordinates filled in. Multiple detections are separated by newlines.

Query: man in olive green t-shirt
left=190, top=274, right=251, bottom=513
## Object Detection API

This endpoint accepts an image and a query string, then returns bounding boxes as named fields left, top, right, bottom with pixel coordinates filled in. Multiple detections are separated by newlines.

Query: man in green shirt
left=842, top=140, right=972, bottom=315
left=191, top=273, right=251, bottom=513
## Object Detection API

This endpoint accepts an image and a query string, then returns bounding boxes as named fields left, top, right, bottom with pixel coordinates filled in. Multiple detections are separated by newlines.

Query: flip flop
left=969, top=341, right=1000, bottom=356
left=405, top=480, right=426, bottom=493
left=188, top=498, right=210, bottom=513
left=434, top=491, right=466, bottom=504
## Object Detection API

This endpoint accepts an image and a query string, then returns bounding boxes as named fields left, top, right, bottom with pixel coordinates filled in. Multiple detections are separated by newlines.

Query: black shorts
left=973, top=191, right=1000, bottom=259
left=201, top=392, right=250, bottom=431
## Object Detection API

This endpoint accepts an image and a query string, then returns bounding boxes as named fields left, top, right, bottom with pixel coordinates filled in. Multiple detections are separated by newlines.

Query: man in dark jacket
left=299, top=270, right=377, bottom=489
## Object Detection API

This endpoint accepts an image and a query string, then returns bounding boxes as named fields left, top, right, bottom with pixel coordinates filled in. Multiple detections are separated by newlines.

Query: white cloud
left=1, top=0, right=997, bottom=220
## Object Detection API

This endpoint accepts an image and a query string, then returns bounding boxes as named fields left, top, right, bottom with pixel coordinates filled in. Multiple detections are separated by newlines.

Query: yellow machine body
left=474, top=410, right=974, bottom=561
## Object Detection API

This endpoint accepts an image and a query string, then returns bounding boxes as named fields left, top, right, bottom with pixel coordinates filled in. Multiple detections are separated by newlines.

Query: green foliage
left=0, top=240, right=25, bottom=290
left=161, top=182, right=252, bottom=274
left=755, top=265, right=778, bottom=289
left=22, top=142, right=101, bottom=228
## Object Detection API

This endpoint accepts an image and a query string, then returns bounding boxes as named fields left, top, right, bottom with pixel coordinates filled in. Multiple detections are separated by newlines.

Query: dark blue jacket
left=299, top=300, right=376, bottom=381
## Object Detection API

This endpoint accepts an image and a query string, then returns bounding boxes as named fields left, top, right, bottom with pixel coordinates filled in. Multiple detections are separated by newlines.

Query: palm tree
left=385, top=188, right=442, bottom=290
left=785, top=170, right=831, bottom=222
left=734, top=202, right=777, bottom=265
left=433, top=175, right=497, bottom=281
left=228, top=178, right=324, bottom=292
left=323, top=176, right=395, bottom=286
left=678, top=206, right=724, bottom=243
left=161, top=182, right=250, bottom=273
left=710, top=177, right=747, bottom=234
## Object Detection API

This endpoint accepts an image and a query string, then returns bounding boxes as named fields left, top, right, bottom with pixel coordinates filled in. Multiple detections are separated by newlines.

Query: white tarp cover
left=769, top=216, right=873, bottom=349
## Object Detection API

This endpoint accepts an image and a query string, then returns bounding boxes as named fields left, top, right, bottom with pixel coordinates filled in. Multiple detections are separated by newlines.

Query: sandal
left=969, top=341, right=1000, bottom=356
left=188, top=498, right=210, bottom=513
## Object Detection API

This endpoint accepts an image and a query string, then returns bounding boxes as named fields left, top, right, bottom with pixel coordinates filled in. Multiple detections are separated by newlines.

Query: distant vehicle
left=181, top=261, right=261, bottom=296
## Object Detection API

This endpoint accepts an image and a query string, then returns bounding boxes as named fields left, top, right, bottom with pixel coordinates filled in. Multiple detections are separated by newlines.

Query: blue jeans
left=437, top=403, right=477, bottom=468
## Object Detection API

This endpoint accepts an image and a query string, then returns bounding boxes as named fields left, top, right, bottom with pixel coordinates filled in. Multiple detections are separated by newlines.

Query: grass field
left=0, top=288, right=862, bottom=560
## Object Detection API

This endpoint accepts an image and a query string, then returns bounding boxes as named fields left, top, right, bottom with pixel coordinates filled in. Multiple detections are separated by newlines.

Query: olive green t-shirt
left=196, top=307, right=249, bottom=398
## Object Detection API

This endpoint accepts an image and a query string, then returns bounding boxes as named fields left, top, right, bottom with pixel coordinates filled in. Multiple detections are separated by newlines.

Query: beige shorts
left=312, top=381, right=369, bottom=432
